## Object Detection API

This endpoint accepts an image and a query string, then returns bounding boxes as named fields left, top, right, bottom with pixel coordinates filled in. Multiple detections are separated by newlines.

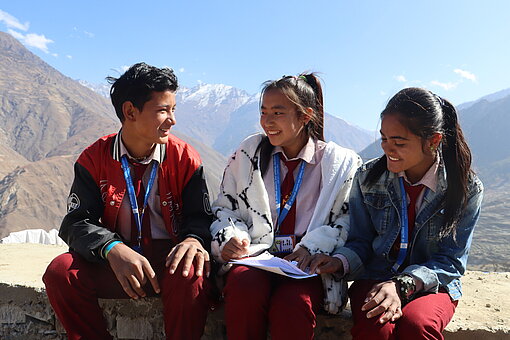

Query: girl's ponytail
left=439, top=98, right=473, bottom=237
left=299, top=74, right=325, bottom=141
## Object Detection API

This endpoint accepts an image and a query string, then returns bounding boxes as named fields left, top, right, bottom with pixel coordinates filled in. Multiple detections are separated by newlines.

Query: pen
left=228, top=217, right=252, bottom=258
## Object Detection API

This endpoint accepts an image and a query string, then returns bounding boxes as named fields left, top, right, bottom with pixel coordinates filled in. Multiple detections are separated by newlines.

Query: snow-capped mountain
left=83, top=81, right=374, bottom=155
left=77, top=80, right=111, bottom=98
left=174, top=84, right=254, bottom=152
left=175, top=83, right=374, bottom=155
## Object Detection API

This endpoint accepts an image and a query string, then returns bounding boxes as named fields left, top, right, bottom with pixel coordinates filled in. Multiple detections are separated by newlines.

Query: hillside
left=0, top=32, right=226, bottom=238
left=0, top=32, right=118, bottom=162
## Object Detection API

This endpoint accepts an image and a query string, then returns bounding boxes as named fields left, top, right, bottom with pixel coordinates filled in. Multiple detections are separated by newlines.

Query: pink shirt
left=263, top=137, right=326, bottom=237
left=116, top=137, right=170, bottom=241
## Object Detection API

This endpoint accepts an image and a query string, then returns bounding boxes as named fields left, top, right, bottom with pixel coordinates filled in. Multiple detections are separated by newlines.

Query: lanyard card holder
left=269, top=234, right=296, bottom=256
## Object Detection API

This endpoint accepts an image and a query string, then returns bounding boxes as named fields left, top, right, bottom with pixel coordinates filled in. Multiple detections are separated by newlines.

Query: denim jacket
left=335, top=159, right=483, bottom=300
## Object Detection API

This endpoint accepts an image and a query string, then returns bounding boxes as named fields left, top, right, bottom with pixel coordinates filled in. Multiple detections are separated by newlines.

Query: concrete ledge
left=1, top=244, right=508, bottom=339
left=98, top=298, right=353, bottom=340
left=1, top=281, right=509, bottom=339
left=0, top=284, right=60, bottom=340
left=0, top=282, right=354, bottom=340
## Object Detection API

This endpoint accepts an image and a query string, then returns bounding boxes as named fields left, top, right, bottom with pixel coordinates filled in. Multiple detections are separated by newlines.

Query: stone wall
left=1, top=282, right=508, bottom=340
left=0, top=282, right=352, bottom=340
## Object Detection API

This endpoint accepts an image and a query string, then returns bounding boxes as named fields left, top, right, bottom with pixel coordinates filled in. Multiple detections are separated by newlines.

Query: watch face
left=393, top=274, right=416, bottom=304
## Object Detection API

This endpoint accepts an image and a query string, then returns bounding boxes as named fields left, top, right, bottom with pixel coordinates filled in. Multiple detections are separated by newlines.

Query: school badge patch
left=67, top=193, right=80, bottom=212
left=203, top=192, right=212, bottom=215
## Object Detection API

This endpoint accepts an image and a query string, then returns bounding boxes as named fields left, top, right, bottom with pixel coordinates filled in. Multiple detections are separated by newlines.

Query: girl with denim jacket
left=309, top=87, right=483, bottom=339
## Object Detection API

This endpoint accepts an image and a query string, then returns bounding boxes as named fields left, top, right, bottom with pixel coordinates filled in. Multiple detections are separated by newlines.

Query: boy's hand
left=165, top=237, right=210, bottom=278
left=106, top=243, right=160, bottom=299
left=221, top=237, right=249, bottom=262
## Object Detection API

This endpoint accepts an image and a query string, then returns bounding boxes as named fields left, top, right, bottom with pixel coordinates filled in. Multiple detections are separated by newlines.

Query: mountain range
left=79, top=71, right=375, bottom=157
left=0, top=32, right=226, bottom=238
left=0, top=31, right=372, bottom=238
left=1, top=31, right=509, bottom=271
left=149, top=83, right=373, bottom=157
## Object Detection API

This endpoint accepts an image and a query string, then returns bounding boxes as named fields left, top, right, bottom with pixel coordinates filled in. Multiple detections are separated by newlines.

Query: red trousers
left=349, top=279, right=458, bottom=340
left=42, top=241, right=211, bottom=340
left=223, top=265, right=323, bottom=340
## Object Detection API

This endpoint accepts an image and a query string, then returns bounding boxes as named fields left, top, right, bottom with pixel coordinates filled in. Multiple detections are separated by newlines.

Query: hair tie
left=300, top=74, right=319, bottom=95
left=430, top=91, right=445, bottom=107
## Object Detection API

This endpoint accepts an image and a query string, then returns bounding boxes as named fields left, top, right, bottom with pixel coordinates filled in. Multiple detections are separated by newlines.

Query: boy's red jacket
left=59, top=132, right=213, bottom=262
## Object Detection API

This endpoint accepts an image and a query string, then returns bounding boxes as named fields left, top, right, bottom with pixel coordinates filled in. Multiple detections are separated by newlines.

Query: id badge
left=269, top=235, right=296, bottom=256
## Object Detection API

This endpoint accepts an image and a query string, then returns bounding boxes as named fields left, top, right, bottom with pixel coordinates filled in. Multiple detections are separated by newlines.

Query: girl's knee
left=397, top=313, right=442, bottom=339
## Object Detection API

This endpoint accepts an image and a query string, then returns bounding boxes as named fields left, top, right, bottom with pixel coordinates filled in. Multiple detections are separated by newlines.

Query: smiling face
left=121, top=90, right=176, bottom=157
left=260, top=89, right=310, bottom=158
left=380, top=113, right=440, bottom=183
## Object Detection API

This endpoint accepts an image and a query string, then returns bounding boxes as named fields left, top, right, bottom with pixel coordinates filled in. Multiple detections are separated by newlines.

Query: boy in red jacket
left=43, top=63, right=213, bottom=340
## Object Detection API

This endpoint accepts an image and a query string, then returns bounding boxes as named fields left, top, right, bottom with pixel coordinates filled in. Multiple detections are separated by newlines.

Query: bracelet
left=392, top=274, right=416, bottom=305
left=103, top=241, right=123, bottom=259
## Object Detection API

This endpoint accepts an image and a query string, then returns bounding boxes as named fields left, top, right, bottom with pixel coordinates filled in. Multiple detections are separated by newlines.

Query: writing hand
left=221, top=237, right=249, bottom=262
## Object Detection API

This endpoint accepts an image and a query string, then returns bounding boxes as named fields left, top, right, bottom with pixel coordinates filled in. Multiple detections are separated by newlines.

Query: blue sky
left=1, top=1, right=509, bottom=131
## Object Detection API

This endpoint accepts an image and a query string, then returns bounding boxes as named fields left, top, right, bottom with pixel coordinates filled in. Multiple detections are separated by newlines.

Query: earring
left=430, top=145, right=436, bottom=152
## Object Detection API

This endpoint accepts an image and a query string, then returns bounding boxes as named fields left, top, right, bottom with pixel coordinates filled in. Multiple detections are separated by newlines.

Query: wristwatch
left=392, top=274, right=416, bottom=305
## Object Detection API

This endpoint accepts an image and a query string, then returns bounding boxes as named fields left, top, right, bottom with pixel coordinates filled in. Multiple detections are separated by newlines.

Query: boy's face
left=128, top=90, right=176, bottom=147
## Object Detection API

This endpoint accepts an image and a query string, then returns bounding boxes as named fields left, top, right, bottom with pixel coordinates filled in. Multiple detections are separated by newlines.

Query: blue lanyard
left=392, top=177, right=428, bottom=273
left=392, top=177, right=409, bottom=273
left=273, top=153, right=306, bottom=231
left=120, top=155, right=158, bottom=253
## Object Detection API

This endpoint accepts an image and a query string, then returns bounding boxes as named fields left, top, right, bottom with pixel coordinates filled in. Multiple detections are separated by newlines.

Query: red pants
left=349, top=279, right=458, bottom=340
left=223, top=265, right=323, bottom=340
left=42, top=241, right=211, bottom=340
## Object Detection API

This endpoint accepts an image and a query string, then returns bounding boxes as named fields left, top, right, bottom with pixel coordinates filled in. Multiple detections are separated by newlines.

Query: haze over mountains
left=157, top=82, right=373, bottom=157
left=0, top=31, right=508, bottom=271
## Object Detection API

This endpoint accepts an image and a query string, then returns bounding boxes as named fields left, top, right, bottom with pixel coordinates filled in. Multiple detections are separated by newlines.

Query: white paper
left=230, top=252, right=317, bottom=279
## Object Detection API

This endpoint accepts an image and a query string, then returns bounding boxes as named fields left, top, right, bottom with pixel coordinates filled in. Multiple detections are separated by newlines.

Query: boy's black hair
left=106, top=62, right=178, bottom=122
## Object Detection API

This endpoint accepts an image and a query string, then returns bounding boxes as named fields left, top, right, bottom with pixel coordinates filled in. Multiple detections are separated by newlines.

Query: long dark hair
left=258, top=73, right=325, bottom=175
left=366, top=87, right=473, bottom=237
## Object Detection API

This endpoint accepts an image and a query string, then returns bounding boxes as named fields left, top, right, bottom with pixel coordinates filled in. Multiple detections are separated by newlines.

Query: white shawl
left=210, top=133, right=361, bottom=314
